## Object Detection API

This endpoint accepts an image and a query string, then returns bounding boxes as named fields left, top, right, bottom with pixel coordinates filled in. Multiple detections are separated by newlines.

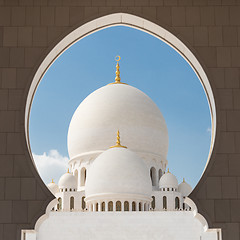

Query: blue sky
left=30, top=26, right=211, bottom=188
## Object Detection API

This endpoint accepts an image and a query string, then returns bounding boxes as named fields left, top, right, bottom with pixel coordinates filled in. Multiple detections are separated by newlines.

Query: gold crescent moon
left=115, top=56, right=121, bottom=62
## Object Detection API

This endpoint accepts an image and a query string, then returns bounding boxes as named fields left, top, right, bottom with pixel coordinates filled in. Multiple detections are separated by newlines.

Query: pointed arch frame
left=25, top=13, right=216, bottom=175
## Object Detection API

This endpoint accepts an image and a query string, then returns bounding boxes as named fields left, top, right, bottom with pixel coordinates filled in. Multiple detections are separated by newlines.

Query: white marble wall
left=23, top=211, right=220, bottom=240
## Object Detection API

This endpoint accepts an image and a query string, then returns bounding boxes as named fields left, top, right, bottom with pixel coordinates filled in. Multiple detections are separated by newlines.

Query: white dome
left=58, top=172, right=77, bottom=190
left=85, top=147, right=152, bottom=199
left=178, top=180, right=192, bottom=197
left=68, top=84, right=168, bottom=162
left=47, top=181, right=59, bottom=195
left=159, top=171, right=178, bottom=189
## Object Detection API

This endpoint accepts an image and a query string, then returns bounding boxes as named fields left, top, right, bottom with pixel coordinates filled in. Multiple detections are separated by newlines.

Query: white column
left=141, top=202, right=144, bottom=211
left=93, top=203, right=96, bottom=212
left=144, top=203, right=149, bottom=211
left=62, top=196, right=65, bottom=211
left=78, top=169, right=81, bottom=190
left=113, top=201, right=116, bottom=211
left=87, top=203, right=89, bottom=212
left=129, top=201, right=132, bottom=211
left=121, top=201, right=124, bottom=211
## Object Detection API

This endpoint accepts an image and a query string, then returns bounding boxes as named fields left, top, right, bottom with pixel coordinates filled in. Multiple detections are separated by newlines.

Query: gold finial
left=183, top=178, right=185, bottom=182
left=52, top=179, right=54, bottom=183
left=110, top=130, right=127, bottom=148
left=115, top=56, right=121, bottom=83
left=167, top=168, right=170, bottom=173
left=67, top=168, right=69, bottom=173
left=108, top=56, right=127, bottom=85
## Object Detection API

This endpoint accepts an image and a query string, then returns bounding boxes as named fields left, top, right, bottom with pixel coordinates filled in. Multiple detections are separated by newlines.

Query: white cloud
left=33, top=149, right=69, bottom=185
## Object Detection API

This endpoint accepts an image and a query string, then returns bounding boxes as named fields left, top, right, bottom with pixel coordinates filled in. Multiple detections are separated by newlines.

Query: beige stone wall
left=0, top=0, right=240, bottom=239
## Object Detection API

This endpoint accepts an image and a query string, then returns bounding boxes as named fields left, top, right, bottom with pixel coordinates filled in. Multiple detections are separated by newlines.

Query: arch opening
left=132, top=202, right=136, bottom=211
left=175, top=197, right=180, bottom=210
left=26, top=13, right=216, bottom=194
left=70, top=196, right=74, bottom=210
left=151, top=196, right=155, bottom=210
left=57, top=198, right=62, bottom=210
left=80, top=168, right=86, bottom=187
left=163, top=196, right=167, bottom=210
left=108, top=201, right=113, bottom=212
left=101, top=202, right=105, bottom=212
left=116, top=201, right=121, bottom=211
left=81, top=196, right=86, bottom=210
left=150, top=167, right=157, bottom=187
left=96, top=203, right=99, bottom=212
left=124, top=201, right=129, bottom=211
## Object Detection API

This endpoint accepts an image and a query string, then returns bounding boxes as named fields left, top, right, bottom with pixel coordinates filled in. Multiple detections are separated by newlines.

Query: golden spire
left=115, top=56, right=121, bottom=83
left=167, top=168, right=170, bottom=173
left=67, top=168, right=69, bottom=173
left=110, top=130, right=127, bottom=148
left=183, top=178, right=185, bottom=182
left=52, top=179, right=54, bottom=183
left=108, top=56, right=127, bottom=85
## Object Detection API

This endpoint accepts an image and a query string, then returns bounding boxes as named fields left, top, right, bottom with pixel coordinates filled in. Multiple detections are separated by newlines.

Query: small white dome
left=47, top=181, right=59, bottom=195
left=58, top=172, right=77, bottom=190
left=68, top=84, right=168, bottom=163
left=159, top=171, right=178, bottom=189
left=85, top=147, right=152, bottom=199
left=178, top=179, right=192, bottom=197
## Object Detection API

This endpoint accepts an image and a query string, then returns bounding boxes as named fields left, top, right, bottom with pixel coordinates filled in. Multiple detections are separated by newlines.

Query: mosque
left=47, top=56, right=192, bottom=213
left=22, top=57, right=221, bottom=240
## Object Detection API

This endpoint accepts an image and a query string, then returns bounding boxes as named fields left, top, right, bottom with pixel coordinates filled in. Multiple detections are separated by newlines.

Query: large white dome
left=68, top=83, right=168, bottom=161
left=85, top=147, right=152, bottom=199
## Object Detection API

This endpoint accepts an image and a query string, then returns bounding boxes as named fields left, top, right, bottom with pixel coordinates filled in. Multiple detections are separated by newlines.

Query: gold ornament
left=108, top=56, right=127, bottom=85
left=110, top=130, right=127, bottom=148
